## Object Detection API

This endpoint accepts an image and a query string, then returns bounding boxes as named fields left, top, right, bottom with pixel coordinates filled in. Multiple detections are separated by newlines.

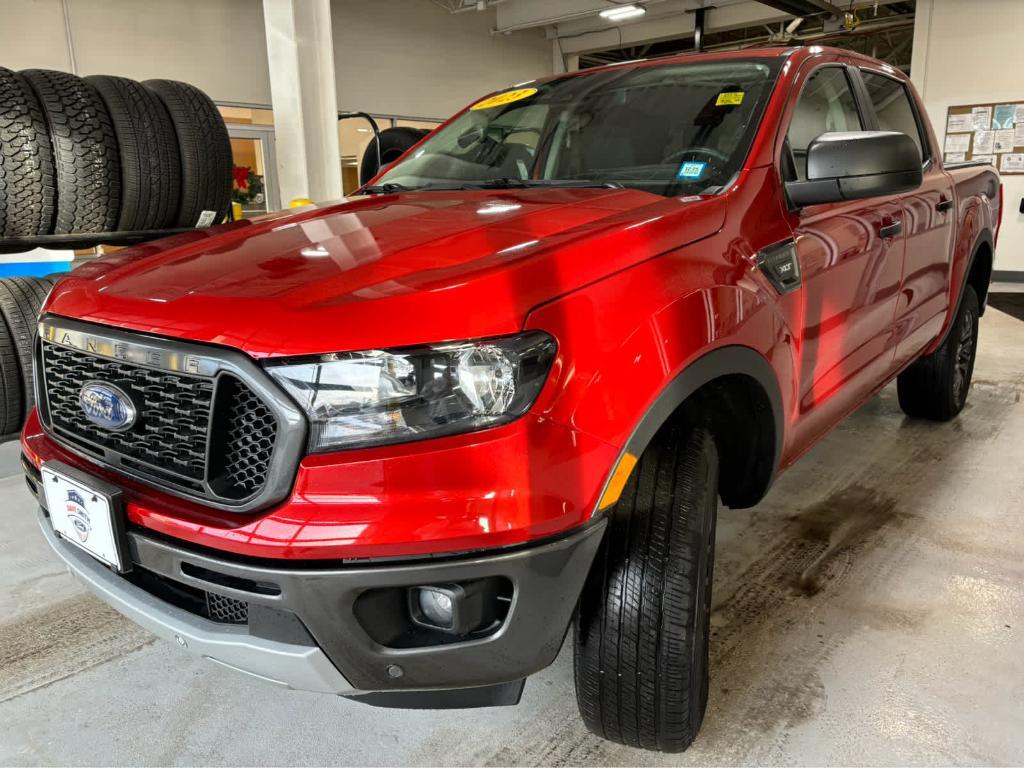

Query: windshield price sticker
left=716, top=91, right=745, bottom=106
left=677, top=161, right=707, bottom=179
left=470, top=87, right=538, bottom=111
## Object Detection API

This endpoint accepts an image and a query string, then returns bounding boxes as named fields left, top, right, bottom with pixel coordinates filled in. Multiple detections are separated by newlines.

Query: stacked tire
left=0, top=67, right=233, bottom=433
left=0, top=66, right=231, bottom=238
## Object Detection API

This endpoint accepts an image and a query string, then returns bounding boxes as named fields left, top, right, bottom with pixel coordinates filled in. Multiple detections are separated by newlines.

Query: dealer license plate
left=42, top=461, right=127, bottom=572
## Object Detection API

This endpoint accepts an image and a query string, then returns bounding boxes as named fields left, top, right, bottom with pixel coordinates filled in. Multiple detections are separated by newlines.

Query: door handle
left=879, top=220, right=903, bottom=239
left=936, top=197, right=954, bottom=213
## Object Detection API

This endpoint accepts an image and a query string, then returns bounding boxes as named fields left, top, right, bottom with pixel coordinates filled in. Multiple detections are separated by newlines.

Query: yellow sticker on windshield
left=716, top=91, right=745, bottom=106
left=470, top=87, right=538, bottom=111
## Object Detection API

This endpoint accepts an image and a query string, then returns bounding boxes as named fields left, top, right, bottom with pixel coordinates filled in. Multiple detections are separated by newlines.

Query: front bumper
left=36, top=493, right=604, bottom=703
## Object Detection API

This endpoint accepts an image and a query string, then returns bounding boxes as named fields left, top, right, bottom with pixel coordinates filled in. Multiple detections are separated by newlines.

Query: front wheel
left=573, top=424, right=718, bottom=752
left=897, top=285, right=980, bottom=421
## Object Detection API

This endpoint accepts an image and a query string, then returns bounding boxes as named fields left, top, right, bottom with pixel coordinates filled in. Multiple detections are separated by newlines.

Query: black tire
left=21, top=69, right=121, bottom=234
left=897, top=285, right=980, bottom=421
left=574, top=425, right=719, bottom=752
left=143, top=79, right=231, bottom=228
left=85, top=75, right=182, bottom=231
left=359, top=127, right=429, bottom=185
left=0, top=307, right=23, bottom=435
left=0, top=277, right=53, bottom=424
left=0, top=67, right=56, bottom=237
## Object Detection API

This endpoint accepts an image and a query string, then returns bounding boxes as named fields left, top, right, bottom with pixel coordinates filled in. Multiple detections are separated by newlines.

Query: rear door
left=856, top=67, right=955, bottom=369
left=779, top=59, right=906, bottom=453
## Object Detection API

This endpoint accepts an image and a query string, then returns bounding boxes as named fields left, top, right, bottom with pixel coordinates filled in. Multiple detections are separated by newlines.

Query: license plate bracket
left=41, top=460, right=130, bottom=573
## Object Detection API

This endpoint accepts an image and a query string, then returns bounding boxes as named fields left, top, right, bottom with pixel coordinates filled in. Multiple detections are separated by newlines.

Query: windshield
left=375, top=58, right=782, bottom=197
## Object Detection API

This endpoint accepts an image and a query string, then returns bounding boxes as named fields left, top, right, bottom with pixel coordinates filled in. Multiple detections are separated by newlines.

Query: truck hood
left=47, top=188, right=725, bottom=357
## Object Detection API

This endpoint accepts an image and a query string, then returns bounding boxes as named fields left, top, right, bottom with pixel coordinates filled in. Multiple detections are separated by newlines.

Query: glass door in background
left=226, top=126, right=279, bottom=216
left=218, top=107, right=280, bottom=216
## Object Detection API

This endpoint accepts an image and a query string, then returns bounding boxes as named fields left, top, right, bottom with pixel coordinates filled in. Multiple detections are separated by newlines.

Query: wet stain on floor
left=788, top=485, right=901, bottom=595
left=0, top=594, right=152, bottom=703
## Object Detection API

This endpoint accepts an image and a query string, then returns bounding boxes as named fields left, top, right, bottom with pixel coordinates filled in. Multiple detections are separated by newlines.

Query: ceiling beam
left=753, top=0, right=844, bottom=17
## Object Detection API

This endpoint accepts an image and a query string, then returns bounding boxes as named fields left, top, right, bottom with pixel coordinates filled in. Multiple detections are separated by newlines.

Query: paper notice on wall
left=973, top=130, right=995, bottom=155
left=973, top=154, right=996, bottom=165
left=947, top=113, right=973, bottom=133
left=1001, top=153, right=1024, bottom=172
left=994, top=129, right=1016, bottom=153
left=1016, top=104, right=1024, bottom=124
left=993, top=104, right=1016, bottom=129
left=945, top=152, right=966, bottom=163
left=972, top=106, right=993, bottom=130
left=944, top=133, right=971, bottom=154
left=1015, top=123, right=1024, bottom=147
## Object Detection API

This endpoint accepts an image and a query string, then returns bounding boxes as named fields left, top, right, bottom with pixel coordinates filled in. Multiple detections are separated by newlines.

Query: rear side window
left=861, top=71, right=928, bottom=163
left=785, top=67, right=863, bottom=181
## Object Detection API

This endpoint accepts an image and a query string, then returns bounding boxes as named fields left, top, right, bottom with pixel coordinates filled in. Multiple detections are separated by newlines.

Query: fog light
left=408, top=580, right=501, bottom=636
left=416, top=587, right=455, bottom=629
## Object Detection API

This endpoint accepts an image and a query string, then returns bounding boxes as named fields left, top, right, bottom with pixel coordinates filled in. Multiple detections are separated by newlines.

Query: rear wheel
left=897, top=285, right=980, bottom=421
left=574, top=424, right=718, bottom=752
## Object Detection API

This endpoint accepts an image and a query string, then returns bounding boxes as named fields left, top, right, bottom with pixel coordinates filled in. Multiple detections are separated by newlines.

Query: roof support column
left=262, top=0, right=342, bottom=205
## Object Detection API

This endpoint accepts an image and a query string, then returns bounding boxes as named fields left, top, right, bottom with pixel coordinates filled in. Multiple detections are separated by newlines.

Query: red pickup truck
left=24, top=46, right=1000, bottom=752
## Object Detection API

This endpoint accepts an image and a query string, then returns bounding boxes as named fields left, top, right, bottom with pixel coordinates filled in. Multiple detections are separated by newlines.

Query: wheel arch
left=604, top=345, right=783, bottom=511
left=933, top=228, right=994, bottom=353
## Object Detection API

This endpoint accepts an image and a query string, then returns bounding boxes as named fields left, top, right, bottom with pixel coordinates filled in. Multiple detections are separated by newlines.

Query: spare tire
left=0, top=304, right=22, bottom=435
left=143, top=79, right=232, bottom=228
left=0, top=67, right=56, bottom=238
left=21, top=69, right=121, bottom=234
left=86, top=75, right=182, bottom=231
left=359, top=127, right=429, bottom=186
left=0, top=277, right=53, bottom=424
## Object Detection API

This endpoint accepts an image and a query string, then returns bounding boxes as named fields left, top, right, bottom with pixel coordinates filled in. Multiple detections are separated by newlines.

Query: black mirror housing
left=786, top=131, right=923, bottom=207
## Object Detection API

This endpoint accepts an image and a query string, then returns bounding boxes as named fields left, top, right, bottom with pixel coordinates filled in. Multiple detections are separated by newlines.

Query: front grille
left=125, top=566, right=249, bottom=625
left=206, top=591, right=249, bottom=624
left=39, top=337, right=280, bottom=505
left=43, top=342, right=213, bottom=483
left=209, top=377, right=277, bottom=500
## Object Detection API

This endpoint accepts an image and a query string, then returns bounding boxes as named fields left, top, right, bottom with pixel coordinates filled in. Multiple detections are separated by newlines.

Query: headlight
left=266, top=332, right=557, bottom=452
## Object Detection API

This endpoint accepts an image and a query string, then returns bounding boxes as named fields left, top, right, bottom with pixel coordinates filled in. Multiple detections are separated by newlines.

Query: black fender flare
left=594, top=345, right=784, bottom=513
left=936, top=228, right=994, bottom=349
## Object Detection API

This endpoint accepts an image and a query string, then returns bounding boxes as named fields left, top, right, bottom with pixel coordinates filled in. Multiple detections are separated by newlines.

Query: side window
left=785, top=68, right=863, bottom=181
left=860, top=71, right=928, bottom=163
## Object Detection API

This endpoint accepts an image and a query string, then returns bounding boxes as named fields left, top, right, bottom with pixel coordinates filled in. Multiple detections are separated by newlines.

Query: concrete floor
left=2, top=308, right=1023, bottom=767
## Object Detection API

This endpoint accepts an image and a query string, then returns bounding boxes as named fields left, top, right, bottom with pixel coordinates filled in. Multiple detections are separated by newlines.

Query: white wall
left=331, top=0, right=553, bottom=119
left=1, top=0, right=553, bottom=121
left=0, top=0, right=273, bottom=104
left=911, top=0, right=1024, bottom=274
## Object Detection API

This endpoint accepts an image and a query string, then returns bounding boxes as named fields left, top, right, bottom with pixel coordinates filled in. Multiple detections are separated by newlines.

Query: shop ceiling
left=431, top=0, right=917, bottom=73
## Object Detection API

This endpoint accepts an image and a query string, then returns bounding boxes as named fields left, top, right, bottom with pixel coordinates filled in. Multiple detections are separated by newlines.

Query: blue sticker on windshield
left=677, top=161, right=707, bottom=179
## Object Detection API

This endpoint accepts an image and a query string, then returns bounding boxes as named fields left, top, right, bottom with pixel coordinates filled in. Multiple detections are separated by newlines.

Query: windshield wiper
left=359, top=182, right=417, bottom=195
left=471, top=178, right=623, bottom=190
left=361, top=178, right=624, bottom=195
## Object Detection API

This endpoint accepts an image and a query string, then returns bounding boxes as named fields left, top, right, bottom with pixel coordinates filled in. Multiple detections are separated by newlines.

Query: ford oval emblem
left=79, top=381, right=137, bottom=431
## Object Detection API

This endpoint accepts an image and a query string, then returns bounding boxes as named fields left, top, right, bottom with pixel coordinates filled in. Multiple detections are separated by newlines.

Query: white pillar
left=552, top=38, right=566, bottom=75
left=262, top=0, right=343, bottom=205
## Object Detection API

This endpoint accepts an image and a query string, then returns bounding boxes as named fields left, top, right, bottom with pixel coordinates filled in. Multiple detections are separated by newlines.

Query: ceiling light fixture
left=599, top=4, right=646, bottom=21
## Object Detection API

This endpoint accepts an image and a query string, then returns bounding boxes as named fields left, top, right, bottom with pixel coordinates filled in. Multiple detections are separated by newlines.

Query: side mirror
left=786, top=131, right=923, bottom=207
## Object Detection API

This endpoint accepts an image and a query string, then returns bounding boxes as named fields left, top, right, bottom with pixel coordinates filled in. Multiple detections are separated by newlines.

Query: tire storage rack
left=0, top=66, right=233, bottom=439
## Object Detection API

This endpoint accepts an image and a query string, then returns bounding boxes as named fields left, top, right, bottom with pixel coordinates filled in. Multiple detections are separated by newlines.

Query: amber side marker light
left=598, top=453, right=638, bottom=511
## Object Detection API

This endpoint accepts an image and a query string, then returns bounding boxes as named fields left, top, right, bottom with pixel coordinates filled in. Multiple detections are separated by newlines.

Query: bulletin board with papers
left=943, top=102, right=1024, bottom=174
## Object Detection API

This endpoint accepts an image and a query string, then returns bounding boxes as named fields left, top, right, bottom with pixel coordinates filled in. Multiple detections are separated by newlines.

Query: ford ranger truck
left=24, top=46, right=1000, bottom=752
